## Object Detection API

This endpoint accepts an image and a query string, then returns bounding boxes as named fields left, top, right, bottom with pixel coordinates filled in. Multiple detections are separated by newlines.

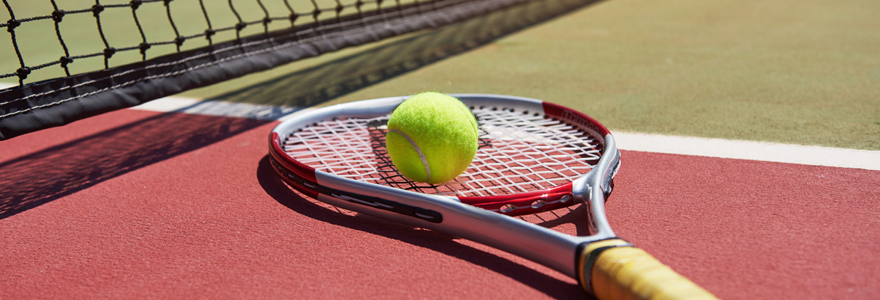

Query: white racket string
left=281, top=105, right=602, bottom=198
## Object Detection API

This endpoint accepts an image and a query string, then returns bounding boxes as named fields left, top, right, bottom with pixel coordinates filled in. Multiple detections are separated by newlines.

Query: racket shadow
left=256, top=155, right=594, bottom=299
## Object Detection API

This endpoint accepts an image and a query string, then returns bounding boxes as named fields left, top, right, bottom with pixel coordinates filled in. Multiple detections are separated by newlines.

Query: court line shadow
left=0, top=111, right=269, bottom=219
left=209, top=0, right=604, bottom=107
left=256, top=155, right=597, bottom=299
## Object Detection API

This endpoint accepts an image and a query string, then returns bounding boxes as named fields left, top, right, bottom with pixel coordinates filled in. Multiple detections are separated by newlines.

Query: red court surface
left=2, top=108, right=878, bottom=299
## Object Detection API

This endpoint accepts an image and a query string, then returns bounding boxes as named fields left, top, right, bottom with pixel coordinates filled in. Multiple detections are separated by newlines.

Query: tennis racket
left=268, top=94, right=716, bottom=299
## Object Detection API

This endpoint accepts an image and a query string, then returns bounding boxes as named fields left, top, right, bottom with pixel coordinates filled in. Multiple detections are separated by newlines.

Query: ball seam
left=454, top=101, right=479, bottom=137
left=388, top=129, right=432, bottom=182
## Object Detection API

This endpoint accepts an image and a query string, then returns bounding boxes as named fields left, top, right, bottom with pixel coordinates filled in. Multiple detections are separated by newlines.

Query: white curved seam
left=454, top=102, right=478, bottom=137
left=389, top=129, right=431, bottom=182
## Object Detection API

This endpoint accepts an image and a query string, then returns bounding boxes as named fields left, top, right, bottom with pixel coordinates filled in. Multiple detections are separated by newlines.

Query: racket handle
left=578, top=239, right=718, bottom=300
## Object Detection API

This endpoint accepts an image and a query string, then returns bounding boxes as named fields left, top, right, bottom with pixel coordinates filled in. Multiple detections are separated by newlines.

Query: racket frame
left=268, top=94, right=621, bottom=281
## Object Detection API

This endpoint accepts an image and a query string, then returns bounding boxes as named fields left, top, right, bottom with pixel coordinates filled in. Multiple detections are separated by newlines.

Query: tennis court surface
left=2, top=0, right=878, bottom=299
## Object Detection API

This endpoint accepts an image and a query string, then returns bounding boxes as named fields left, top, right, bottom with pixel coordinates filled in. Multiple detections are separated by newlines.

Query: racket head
left=268, top=94, right=622, bottom=277
left=269, top=94, right=617, bottom=216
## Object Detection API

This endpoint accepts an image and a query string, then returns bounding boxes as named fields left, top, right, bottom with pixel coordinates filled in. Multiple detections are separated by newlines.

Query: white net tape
left=282, top=105, right=602, bottom=198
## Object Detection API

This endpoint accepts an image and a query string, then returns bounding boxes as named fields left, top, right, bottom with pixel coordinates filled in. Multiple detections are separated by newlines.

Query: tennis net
left=0, top=0, right=588, bottom=140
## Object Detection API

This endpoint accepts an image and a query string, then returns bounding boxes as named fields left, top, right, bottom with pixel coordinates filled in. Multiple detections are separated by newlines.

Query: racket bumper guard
left=577, top=135, right=620, bottom=206
left=599, top=135, right=621, bottom=198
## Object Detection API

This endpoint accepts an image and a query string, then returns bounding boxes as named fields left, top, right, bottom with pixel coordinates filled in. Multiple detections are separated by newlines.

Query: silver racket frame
left=270, top=94, right=621, bottom=279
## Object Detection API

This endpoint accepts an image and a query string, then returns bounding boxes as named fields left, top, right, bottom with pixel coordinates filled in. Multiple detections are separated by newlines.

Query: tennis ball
left=386, top=92, right=479, bottom=184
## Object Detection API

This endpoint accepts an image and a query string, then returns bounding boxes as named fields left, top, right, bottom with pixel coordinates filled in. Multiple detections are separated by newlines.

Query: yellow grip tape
left=579, top=239, right=718, bottom=300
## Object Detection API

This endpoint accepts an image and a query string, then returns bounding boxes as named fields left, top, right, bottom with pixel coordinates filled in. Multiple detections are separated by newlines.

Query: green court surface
left=184, top=0, right=880, bottom=150
left=3, top=0, right=879, bottom=149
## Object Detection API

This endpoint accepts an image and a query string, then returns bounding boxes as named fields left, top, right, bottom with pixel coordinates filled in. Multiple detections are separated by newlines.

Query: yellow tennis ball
left=386, top=92, right=479, bottom=184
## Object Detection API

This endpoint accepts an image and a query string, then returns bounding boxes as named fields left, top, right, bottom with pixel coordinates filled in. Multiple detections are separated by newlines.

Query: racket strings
left=281, top=106, right=603, bottom=198
left=285, top=118, right=381, bottom=182
left=463, top=107, right=601, bottom=196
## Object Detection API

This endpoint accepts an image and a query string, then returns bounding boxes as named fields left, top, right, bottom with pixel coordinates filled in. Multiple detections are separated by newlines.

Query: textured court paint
left=1, top=0, right=877, bottom=297
left=1, top=109, right=878, bottom=299
left=608, top=151, right=880, bottom=300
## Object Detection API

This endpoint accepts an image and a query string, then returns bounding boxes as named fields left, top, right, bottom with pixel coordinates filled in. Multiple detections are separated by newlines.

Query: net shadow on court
left=0, top=112, right=268, bottom=219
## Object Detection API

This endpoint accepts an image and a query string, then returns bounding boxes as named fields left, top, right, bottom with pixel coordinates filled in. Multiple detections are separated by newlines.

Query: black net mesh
left=1, top=0, right=473, bottom=84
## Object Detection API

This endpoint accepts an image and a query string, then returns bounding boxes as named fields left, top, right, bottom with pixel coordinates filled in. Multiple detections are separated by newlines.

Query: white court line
left=614, top=132, right=880, bottom=171
left=132, top=97, right=880, bottom=171
left=2, top=82, right=878, bottom=171
left=131, top=96, right=303, bottom=120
